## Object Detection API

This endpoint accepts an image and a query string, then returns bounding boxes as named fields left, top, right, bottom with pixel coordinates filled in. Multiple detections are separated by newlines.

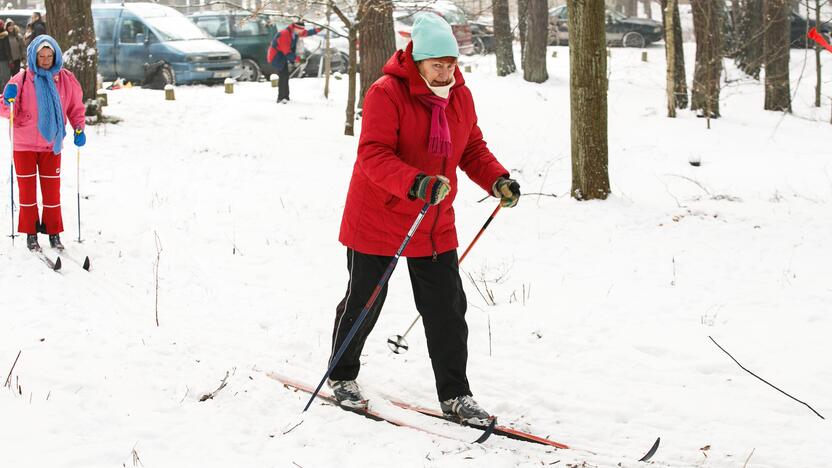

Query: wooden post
left=641, top=51, right=648, bottom=62
left=224, top=78, right=234, bottom=94
left=552, top=50, right=557, bottom=58
left=464, top=64, right=472, bottom=73
left=270, top=73, right=278, bottom=88
left=96, top=89, right=108, bottom=107
left=165, top=84, right=175, bottom=101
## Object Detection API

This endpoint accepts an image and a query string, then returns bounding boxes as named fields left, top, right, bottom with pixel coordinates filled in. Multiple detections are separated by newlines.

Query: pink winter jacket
left=0, top=69, right=86, bottom=154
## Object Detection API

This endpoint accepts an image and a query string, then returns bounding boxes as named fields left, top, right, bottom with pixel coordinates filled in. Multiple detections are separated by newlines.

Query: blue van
left=92, top=3, right=242, bottom=86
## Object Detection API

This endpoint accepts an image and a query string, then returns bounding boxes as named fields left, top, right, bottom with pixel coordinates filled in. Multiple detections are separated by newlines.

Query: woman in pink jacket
left=2, top=34, right=86, bottom=252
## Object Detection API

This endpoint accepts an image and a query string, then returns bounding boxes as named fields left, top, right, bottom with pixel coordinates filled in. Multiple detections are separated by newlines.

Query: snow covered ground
left=1, top=44, right=831, bottom=467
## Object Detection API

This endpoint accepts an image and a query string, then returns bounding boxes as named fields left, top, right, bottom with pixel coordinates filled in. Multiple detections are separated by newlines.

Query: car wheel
left=623, top=31, right=645, bottom=48
left=473, top=37, right=486, bottom=55
left=151, top=64, right=175, bottom=89
left=239, top=59, right=261, bottom=82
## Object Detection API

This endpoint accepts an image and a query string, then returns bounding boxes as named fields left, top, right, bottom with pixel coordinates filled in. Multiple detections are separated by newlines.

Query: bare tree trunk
left=664, top=0, right=677, bottom=117
left=324, top=4, right=332, bottom=99
left=493, top=0, right=516, bottom=76
left=814, top=0, right=821, bottom=107
left=518, top=0, right=529, bottom=63
left=358, top=0, right=395, bottom=108
left=568, top=0, right=610, bottom=201
left=661, top=0, right=689, bottom=108
left=523, top=0, right=548, bottom=82
left=331, top=3, right=359, bottom=135
left=734, top=0, right=764, bottom=79
left=691, top=0, right=721, bottom=118
left=763, top=0, right=791, bottom=112
left=45, top=0, right=98, bottom=105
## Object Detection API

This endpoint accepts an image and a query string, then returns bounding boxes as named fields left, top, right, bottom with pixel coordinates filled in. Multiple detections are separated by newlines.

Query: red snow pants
left=14, top=151, right=63, bottom=235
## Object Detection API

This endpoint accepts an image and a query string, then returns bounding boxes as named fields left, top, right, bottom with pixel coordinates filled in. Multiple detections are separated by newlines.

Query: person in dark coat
left=27, top=12, right=47, bottom=46
left=266, top=21, right=320, bottom=103
left=6, top=20, right=27, bottom=75
left=0, top=25, right=11, bottom=90
left=326, top=13, right=521, bottom=426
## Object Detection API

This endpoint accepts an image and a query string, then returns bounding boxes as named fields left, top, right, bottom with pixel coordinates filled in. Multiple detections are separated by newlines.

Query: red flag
left=808, top=27, right=832, bottom=53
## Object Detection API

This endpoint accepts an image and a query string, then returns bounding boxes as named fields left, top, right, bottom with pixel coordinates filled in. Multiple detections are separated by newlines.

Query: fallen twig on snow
left=709, top=336, right=825, bottom=419
left=154, top=232, right=163, bottom=327
left=4, top=350, right=21, bottom=388
left=743, top=448, right=756, bottom=468
left=199, top=371, right=230, bottom=402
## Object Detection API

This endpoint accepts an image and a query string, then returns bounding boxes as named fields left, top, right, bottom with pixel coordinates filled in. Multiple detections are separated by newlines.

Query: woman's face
left=416, top=58, right=457, bottom=87
left=37, top=47, right=55, bottom=69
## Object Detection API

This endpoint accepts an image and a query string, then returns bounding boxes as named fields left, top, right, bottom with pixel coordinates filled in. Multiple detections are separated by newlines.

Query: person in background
left=326, top=14, right=521, bottom=427
left=26, top=11, right=46, bottom=46
left=266, top=21, right=320, bottom=103
left=0, top=35, right=86, bottom=251
left=0, top=23, right=10, bottom=91
left=6, top=20, right=26, bottom=76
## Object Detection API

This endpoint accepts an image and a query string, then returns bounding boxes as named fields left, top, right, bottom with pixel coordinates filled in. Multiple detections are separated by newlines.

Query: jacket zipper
left=429, top=157, right=447, bottom=262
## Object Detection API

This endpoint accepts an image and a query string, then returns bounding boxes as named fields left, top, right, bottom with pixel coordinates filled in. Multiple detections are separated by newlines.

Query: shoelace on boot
left=450, top=395, right=487, bottom=416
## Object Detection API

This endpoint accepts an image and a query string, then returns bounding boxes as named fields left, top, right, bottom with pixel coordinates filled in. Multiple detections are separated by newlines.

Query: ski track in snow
left=1, top=44, right=831, bottom=467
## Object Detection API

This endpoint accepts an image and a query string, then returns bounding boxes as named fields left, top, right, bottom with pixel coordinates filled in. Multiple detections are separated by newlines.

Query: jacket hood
left=381, top=42, right=465, bottom=96
left=27, top=34, right=63, bottom=72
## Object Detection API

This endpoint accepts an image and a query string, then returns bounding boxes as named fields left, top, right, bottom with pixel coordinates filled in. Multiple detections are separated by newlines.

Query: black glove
left=492, top=177, right=520, bottom=208
left=409, top=174, right=451, bottom=205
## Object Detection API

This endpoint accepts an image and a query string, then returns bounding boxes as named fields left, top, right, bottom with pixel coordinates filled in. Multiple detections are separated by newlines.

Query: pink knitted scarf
left=416, top=92, right=453, bottom=157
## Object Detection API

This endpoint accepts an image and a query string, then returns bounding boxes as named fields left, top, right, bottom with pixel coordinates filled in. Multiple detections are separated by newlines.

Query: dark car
left=548, top=5, right=663, bottom=48
left=789, top=12, right=832, bottom=48
left=189, top=11, right=287, bottom=81
left=1, top=9, right=37, bottom=29
left=469, top=20, right=494, bottom=55
left=189, top=11, right=351, bottom=81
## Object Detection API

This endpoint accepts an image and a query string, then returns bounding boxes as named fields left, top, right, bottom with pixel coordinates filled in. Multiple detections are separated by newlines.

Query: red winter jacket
left=338, top=44, right=509, bottom=257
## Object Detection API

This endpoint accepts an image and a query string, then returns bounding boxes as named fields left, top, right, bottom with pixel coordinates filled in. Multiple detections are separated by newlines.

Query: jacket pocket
left=14, top=111, right=32, bottom=127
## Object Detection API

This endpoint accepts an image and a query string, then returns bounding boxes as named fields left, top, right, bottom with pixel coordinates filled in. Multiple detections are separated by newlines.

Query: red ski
left=266, top=371, right=495, bottom=444
left=384, top=397, right=569, bottom=449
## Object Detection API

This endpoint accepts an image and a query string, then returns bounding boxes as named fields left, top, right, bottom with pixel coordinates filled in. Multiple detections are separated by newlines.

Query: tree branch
left=709, top=336, right=825, bottom=419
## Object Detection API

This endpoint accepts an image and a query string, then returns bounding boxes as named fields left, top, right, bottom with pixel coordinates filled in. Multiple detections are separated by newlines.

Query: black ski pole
left=303, top=202, right=432, bottom=412
left=387, top=203, right=502, bottom=354
left=8, top=100, right=15, bottom=244
left=76, top=147, right=81, bottom=243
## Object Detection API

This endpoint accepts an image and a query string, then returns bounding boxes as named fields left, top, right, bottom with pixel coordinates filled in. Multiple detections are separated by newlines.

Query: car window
left=439, top=7, right=467, bottom=25
left=146, top=16, right=209, bottom=40
left=95, top=16, right=116, bottom=41
left=194, top=16, right=230, bottom=37
left=395, top=12, right=416, bottom=26
left=119, top=17, right=146, bottom=44
left=235, top=17, right=265, bottom=36
left=607, top=9, right=626, bottom=21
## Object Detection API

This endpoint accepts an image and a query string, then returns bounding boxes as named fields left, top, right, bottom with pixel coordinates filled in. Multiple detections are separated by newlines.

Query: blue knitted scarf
left=26, top=35, right=66, bottom=155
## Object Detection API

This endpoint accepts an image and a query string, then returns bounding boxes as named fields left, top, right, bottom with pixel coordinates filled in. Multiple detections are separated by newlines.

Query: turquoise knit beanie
left=411, top=13, right=459, bottom=61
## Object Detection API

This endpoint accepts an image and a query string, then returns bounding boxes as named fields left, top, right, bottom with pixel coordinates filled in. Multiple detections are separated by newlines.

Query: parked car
left=188, top=10, right=289, bottom=81
left=548, top=5, right=663, bottom=48
left=92, top=3, right=242, bottom=87
left=789, top=12, right=832, bottom=48
left=393, top=1, right=475, bottom=55
left=190, top=11, right=351, bottom=80
left=469, top=20, right=495, bottom=55
left=0, top=9, right=39, bottom=29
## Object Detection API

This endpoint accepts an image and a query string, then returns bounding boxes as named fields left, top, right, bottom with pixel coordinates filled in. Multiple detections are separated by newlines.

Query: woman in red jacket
left=328, top=13, right=521, bottom=426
